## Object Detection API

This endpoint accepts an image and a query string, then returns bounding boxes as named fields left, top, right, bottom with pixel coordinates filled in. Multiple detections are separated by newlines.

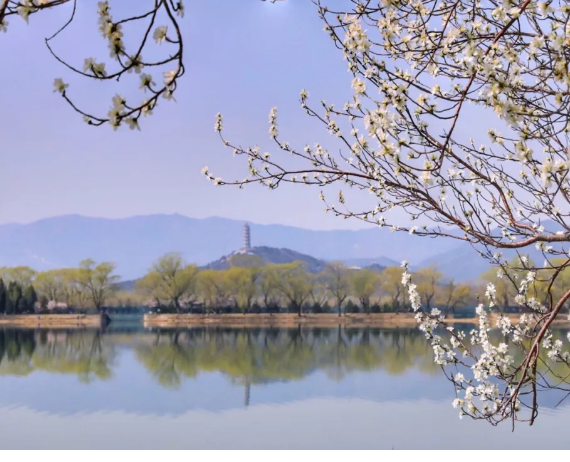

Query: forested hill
left=203, top=246, right=327, bottom=273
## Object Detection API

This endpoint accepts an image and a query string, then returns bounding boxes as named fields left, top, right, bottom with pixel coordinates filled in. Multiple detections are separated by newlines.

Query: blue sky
left=0, top=0, right=382, bottom=230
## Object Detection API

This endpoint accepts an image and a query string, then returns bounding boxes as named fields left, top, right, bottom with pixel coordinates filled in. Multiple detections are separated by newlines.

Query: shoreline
left=0, top=314, right=104, bottom=328
left=0, top=313, right=567, bottom=329
left=144, top=313, right=423, bottom=328
left=143, top=312, right=570, bottom=329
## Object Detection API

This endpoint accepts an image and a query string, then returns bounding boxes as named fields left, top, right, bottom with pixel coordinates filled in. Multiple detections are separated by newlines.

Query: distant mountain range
left=340, top=256, right=400, bottom=268
left=0, top=213, right=522, bottom=282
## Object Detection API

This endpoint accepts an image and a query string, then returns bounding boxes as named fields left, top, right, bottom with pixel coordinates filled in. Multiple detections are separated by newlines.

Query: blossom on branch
left=209, top=0, right=570, bottom=427
left=0, top=0, right=186, bottom=130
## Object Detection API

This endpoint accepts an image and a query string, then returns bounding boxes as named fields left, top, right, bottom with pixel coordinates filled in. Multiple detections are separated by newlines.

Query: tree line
left=134, top=253, right=480, bottom=316
left=3, top=253, right=566, bottom=316
left=0, top=259, right=118, bottom=314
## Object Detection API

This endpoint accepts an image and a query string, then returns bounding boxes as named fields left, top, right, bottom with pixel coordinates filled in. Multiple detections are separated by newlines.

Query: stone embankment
left=0, top=314, right=104, bottom=328
left=143, top=312, right=570, bottom=329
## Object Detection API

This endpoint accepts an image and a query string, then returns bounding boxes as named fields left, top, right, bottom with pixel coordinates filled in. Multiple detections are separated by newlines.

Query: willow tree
left=323, top=261, right=351, bottom=316
left=415, top=264, right=443, bottom=310
left=260, top=265, right=283, bottom=313
left=437, top=278, right=472, bottom=316
left=34, top=269, right=67, bottom=302
left=380, top=266, right=405, bottom=312
left=208, top=0, right=570, bottom=426
left=137, top=253, right=199, bottom=312
left=32, top=266, right=108, bottom=311
left=196, top=269, right=230, bottom=312
left=274, top=262, right=312, bottom=316
left=350, top=269, right=379, bottom=314
left=308, top=271, right=330, bottom=311
left=77, top=259, right=119, bottom=311
left=225, top=266, right=262, bottom=314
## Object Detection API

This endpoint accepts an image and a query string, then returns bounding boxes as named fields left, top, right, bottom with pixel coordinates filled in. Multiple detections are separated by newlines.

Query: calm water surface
left=0, top=325, right=569, bottom=449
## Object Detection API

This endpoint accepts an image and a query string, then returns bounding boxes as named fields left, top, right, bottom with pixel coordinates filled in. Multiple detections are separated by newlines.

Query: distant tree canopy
left=5, top=255, right=564, bottom=316
left=0, top=259, right=119, bottom=313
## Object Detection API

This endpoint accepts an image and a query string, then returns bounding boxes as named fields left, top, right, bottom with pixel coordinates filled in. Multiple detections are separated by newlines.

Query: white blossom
left=53, top=78, right=69, bottom=94
left=153, top=26, right=168, bottom=44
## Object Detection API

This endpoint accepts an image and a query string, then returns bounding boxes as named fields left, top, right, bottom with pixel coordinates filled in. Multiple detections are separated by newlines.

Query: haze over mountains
left=0, top=213, right=543, bottom=282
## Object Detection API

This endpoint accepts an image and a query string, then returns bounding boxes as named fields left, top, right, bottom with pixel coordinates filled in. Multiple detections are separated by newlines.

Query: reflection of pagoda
left=231, top=376, right=252, bottom=408
left=244, top=378, right=251, bottom=408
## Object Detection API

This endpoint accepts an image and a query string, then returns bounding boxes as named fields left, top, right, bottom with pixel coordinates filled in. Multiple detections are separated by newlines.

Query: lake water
left=0, top=325, right=569, bottom=450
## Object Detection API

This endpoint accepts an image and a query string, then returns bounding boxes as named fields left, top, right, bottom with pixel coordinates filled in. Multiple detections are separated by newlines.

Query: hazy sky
left=0, top=0, right=387, bottom=230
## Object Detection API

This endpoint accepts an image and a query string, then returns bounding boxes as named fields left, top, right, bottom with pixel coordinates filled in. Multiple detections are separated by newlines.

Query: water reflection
left=0, top=327, right=442, bottom=386
left=0, top=330, right=114, bottom=383
left=0, top=326, right=460, bottom=419
left=1, top=326, right=569, bottom=392
left=0, top=326, right=570, bottom=448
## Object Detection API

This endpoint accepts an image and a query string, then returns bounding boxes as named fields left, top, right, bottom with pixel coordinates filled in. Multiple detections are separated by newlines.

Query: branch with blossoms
left=1, top=0, right=287, bottom=129
left=2, top=0, right=186, bottom=130
left=1, top=0, right=70, bottom=26
left=206, top=0, right=570, bottom=427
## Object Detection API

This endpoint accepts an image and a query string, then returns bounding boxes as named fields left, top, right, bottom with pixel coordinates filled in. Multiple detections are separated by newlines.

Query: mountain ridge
left=0, top=214, right=472, bottom=280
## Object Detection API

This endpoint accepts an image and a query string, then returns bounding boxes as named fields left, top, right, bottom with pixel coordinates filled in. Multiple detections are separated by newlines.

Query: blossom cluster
left=203, top=0, right=570, bottom=425
left=47, top=300, right=68, bottom=310
left=401, top=259, right=570, bottom=424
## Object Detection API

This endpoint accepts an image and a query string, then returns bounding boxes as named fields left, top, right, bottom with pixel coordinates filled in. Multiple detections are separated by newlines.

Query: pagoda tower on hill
left=243, top=223, right=251, bottom=251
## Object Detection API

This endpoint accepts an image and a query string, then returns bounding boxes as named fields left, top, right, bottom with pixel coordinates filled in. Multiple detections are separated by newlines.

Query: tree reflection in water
left=0, top=329, right=115, bottom=383
left=2, top=326, right=567, bottom=407
left=134, top=326, right=442, bottom=393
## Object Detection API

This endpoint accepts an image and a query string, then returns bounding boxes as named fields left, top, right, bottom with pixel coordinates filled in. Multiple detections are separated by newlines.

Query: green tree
left=308, top=272, right=330, bottom=311
left=136, top=270, right=165, bottom=309
left=323, top=262, right=351, bottom=317
left=350, top=269, right=379, bottom=314
left=196, top=269, right=228, bottom=311
left=21, top=286, right=38, bottom=313
left=226, top=266, right=262, bottom=314
left=380, top=267, right=405, bottom=312
left=0, top=266, right=36, bottom=287
left=260, top=265, right=282, bottom=313
left=137, top=253, right=199, bottom=312
left=274, top=262, right=312, bottom=316
left=0, top=279, right=6, bottom=314
left=415, top=265, right=443, bottom=310
left=39, top=295, right=49, bottom=311
left=6, top=282, right=23, bottom=315
left=34, top=269, right=65, bottom=302
left=61, top=268, right=89, bottom=309
left=437, top=279, right=471, bottom=315
left=77, top=259, right=120, bottom=311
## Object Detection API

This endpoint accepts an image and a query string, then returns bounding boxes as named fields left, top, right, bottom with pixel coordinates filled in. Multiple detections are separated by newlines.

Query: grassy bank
left=0, top=314, right=104, bottom=328
left=143, top=312, right=570, bottom=329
